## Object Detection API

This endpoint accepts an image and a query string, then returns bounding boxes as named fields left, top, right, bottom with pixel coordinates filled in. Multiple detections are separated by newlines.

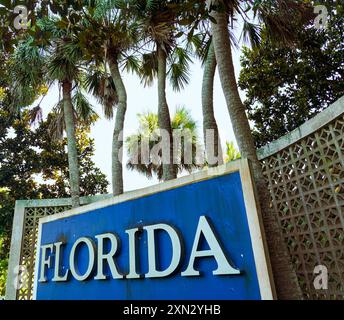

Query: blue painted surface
left=36, top=171, right=261, bottom=300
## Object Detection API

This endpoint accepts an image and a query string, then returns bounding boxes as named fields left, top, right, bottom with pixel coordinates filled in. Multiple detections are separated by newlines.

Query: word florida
left=38, top=216, right=240, bottom=283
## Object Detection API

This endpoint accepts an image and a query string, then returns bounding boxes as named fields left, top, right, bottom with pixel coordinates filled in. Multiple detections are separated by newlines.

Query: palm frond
left=138, top=111, right=159, bottom=133
left=11, top=37, right=46, bottom=87
left=172, top=106, right=197, bottom=132
left=73, top=90, right=99, bottom=125
left=125, top=106, right=204, bottom=181
left=36, top=17, right=66, bottom=39
left=48, top=52, right=81, bottom=82
left=123, top=54, right=141, bottom=74
left=48, top=38, right=83, bottom=82
left=241, top=20, right=262, bottom=48
left=189, top=32, right=212, bottom=65
left=48, top=102, right=65, bottom=140
left=255, top=0, right=315, bottom=46
left=168, top=46, right=192, bottom=91
left=84, top=67, right=118, bottom=120
left=9, top=37, right=47, bottom=110
left=146, top=0, right=160, bottom=11
left=128, top=0, right=146, bottom=12
left=139, top=52, right=158, bottom=87
left=28, top=105, right=43, bottom=125
left=224, top=141, right=241, bottom=163
left=62, top=38, right=84, bottom=64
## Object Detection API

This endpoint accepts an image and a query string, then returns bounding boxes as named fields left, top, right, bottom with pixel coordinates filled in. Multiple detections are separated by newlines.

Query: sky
left=40, top=31, right=247, bottom=193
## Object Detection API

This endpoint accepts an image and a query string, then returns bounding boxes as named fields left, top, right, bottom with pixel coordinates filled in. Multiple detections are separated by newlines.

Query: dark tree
left=0, top=111, right=109, bottom=282
left=239, top=4, right=344, bottom=147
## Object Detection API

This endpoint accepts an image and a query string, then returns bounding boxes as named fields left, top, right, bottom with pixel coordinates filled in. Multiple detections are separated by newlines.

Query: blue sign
left=34, top=161, right=274, bottom=300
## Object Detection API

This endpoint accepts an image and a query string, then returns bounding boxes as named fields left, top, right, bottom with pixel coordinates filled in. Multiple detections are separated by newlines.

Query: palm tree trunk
left=62, top=80, right=80, bottom=208
left=108, top=56, right=127, bottom=196
left=208, top=0, right=302, bottom=299
left=202, top=42, right=223, bottom=167
left=157, top=45, right=177, bottom=181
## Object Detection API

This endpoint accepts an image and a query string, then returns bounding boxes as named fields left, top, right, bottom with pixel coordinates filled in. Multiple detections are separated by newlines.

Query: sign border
left=33, top=159, right=276, bottom=300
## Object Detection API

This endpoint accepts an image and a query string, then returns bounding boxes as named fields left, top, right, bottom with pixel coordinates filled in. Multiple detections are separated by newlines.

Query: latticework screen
left=261, top=114, right=344, bottom=299
left=17, top=206, right=71, bottom=300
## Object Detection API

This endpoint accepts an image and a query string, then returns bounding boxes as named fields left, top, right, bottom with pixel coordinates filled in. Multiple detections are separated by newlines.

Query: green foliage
left=139, top=53, right=158, bottom=87
left=239, top=5, right=344, bottom=147
left=126, top=106, right=203, bottom=180
left=47, top=37, right=84, bottom=83
left=224, top=141, right=241, bottom=163
left=36, top=113, right=110, bottom=198
left=0, top=110, right=109, bottom=281
left=168, top=46, right=192, bottom=91
left=12, top=37, right=46, bottom=87
left=126, top=0, right=194, bottom=91
left=0, top=237, right=8, bottom=296
left=73, top=90, right=99, bottom=125
left=84, top=67, right=118, bottom=120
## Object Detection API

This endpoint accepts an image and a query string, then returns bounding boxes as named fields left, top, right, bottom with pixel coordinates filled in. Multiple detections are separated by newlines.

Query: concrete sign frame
left=33, top=159, right=276, bottom=300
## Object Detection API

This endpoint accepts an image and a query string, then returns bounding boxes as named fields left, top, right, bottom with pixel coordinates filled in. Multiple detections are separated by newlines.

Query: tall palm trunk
left=108, top=55, right=127, bottom=196
left=157, top=45, right=177, bottom=181
left=62, top=80, right=80, bottom=208
left=202, top=42, right=223, bottom=167
left=208, top=0, right=302, bottom=299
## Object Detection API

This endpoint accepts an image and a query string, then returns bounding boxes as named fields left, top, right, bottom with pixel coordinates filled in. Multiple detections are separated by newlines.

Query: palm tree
left=205, top=0, right=314, bottom=299
left=126, top=107, right=203, bottom=180
left=192, top=33, right=224, bottom=168
left=130, top=0, right=193, bottom=182
left=80, top=0, right=141, bottom=196
left=10, top=18, right=97, bottom=207
left=188, top=16, right=224, bottom=168
left=201, top=42, right=224, bottom=167
left=47, top=34, right=87, bottom=208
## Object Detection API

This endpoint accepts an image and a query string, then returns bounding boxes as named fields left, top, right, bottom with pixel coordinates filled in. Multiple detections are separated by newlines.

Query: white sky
left=39, top=30, right=247, bottom=193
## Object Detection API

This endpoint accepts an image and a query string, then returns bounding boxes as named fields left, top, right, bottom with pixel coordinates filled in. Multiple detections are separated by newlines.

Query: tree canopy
left=239, top=3, right=344, bottom=147
left=0, top=110, right=108, bottom=280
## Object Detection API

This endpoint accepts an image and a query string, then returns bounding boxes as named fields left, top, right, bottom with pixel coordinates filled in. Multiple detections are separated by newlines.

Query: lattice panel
left=17, top=206, right=71, bottom=300
left=261, top=114, right=344, bottom=300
